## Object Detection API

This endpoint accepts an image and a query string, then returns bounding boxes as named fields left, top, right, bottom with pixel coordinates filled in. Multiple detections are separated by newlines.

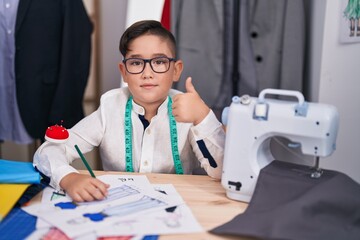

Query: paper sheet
left=23, top=175, right=202, bottom=239
left=97, top=184, right=203, bottom=237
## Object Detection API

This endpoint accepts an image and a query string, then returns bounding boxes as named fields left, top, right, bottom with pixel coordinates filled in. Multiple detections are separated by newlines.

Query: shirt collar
left=131, top=97, right=169, bottom=116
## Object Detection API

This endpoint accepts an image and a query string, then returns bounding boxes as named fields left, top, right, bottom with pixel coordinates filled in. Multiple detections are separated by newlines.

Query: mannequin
left=171, top=0, right=306, bottom=119
left=15, top=0, right=93, bottom=140
left=0, top=0, right=92, bottom=148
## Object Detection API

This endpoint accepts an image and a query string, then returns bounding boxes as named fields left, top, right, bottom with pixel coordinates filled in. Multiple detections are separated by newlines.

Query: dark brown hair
left=119, top=20, right=176, bottom=58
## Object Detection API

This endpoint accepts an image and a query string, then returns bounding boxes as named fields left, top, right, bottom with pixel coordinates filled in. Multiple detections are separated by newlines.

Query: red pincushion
left=45, top=124, right=69, bottom=143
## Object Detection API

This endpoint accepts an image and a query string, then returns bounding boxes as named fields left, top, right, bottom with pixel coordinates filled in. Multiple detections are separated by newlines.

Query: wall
left=99, top=0, right=164, bottom=89
left=98, top=0, right=127, bottom=93
left=309, top=0, right=360, bottom=183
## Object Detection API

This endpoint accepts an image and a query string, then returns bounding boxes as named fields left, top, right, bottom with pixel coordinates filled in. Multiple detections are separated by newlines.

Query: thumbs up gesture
left=172, top=77, right=210, bottom=125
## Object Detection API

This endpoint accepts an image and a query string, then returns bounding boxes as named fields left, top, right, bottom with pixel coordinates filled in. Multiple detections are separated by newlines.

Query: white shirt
left=33, top=87, right=225, bottom=190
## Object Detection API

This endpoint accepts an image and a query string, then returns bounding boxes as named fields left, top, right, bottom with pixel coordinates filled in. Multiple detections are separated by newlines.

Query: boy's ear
left=118, top=62, right=128, bottom=83
left=173, top=60, right=183, bottom=83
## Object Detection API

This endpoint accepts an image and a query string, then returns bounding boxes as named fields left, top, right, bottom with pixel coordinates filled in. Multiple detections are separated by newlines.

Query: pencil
left=74, top=144, right=96, bottom=178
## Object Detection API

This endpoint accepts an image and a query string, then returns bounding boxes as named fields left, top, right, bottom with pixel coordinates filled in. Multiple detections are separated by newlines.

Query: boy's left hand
left=172, top=77, right=210, bottom=125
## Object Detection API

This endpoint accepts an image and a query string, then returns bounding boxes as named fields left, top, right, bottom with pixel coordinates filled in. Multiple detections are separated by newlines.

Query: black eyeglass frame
left=122, top=57, right=176, bottom=74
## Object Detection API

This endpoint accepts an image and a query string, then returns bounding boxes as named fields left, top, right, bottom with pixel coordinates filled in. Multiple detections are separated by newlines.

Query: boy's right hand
left=59, top=172, right=109, bottom=202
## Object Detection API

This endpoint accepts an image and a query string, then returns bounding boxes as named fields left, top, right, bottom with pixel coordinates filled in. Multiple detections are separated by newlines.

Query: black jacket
left=15, top=0, right=92, bottom=139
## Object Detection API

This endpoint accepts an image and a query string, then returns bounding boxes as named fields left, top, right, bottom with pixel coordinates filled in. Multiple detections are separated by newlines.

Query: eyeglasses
left=123, top=57, right=176, bottom=74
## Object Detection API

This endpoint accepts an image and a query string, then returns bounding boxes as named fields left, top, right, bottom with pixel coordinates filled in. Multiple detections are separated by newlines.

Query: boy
left=33, top=20, right=225, bottom=202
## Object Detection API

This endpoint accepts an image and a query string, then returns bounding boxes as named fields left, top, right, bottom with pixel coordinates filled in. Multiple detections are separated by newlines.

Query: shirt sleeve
left=33, top=105, right=106, bottom=190
left=189, top=110, right=225, bottom=179
left=33, top=142, right=79, bottom=190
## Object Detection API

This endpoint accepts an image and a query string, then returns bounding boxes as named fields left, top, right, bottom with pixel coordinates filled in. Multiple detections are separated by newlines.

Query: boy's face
left=119, top=34, right=183, bottom=109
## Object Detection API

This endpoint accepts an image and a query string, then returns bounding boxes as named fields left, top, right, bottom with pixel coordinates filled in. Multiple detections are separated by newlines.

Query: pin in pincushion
left=45, top=124, right=69, bottom=143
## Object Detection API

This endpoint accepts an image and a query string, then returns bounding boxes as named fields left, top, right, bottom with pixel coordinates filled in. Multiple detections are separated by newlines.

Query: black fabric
left=211, top=160, right=360, bottom=240
left=16, top=168, right=49, bottom=206
left=16, top=183, right=47, bottom=207
left=196, top=139, right=217, bottom=168
left=15, top=0, right=92, bottom=139
left=138, top=114, right=150, bottom=130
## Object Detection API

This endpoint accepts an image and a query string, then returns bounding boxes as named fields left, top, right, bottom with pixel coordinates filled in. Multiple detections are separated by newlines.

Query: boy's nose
left=142, top=62, right=153, bottom=78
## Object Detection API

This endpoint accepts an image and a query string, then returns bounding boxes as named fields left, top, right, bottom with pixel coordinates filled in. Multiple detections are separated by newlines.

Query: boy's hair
left=119, top=20, right=176, bottom=58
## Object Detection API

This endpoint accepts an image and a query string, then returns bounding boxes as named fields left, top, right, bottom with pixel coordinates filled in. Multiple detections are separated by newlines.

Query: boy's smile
left=119, top=34, right=183, bottom=120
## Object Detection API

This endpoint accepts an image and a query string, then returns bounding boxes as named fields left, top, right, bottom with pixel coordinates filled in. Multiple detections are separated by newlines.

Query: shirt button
left=5, top=3, right=10, bottom=8
left=143, top=161, right=148, bottom=166
left=193, top=129, right=199, bottom=135
left=251, top=31, right=258, bottom=38
left=146, top=128, right=151, bottom=135
left=255, top=55, right=263, bottom=62
left=7, top=29, right=12, bottom=34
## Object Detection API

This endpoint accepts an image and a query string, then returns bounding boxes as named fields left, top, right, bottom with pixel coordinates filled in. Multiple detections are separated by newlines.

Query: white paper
left=23, top=175, right=202, bottom=239
left=97, top=184, right=203, bottom=237
left=23, top=175, right=183, bottom=238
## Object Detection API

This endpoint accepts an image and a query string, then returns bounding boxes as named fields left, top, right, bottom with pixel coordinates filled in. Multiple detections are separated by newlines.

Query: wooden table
left=95, top=171, right=249, bottom=240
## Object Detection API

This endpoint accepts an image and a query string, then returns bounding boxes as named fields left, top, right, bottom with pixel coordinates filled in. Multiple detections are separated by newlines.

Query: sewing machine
left=221, top=89, right=339, bottom=202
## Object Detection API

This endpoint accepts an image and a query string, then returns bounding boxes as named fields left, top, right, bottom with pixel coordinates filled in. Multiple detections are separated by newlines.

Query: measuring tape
left=124, top=96, right=183, bottom=174
left=124, top=96, right=133, bottom=172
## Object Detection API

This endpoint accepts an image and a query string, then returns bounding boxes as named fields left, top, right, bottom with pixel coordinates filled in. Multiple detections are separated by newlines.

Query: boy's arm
left=189, top=111, right=225, bottom=179
left=33, top=105, right=105, bottom=191
left=33, top=130, right=109, bottom=201
left=172, top=77, right=225, bottom=179
left=33, top=102, right=110, bottom=201
left=33, top=141, right=79, bottom=190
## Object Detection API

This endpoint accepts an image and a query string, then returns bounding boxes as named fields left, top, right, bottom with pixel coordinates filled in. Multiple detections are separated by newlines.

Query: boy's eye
left=152, top=58, right=167, bottom=65
left=128, top=59, right=143, bottom=66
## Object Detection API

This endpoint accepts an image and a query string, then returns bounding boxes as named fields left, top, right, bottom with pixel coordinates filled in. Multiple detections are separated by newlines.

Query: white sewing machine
left=221, top=89, right=339, bottom=202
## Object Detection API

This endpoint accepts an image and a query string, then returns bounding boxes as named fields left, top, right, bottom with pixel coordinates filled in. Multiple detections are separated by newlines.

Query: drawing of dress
left=343, top=0, right=360, bottom=36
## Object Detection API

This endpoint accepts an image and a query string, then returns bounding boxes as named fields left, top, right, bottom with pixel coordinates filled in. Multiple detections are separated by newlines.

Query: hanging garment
left=0, top=0, right=32, bottom=143
left=161, top=0, right=171, bottom=31
left=15, top=0, right=92, bottom=139
left=248, top=0, right=306, bottom=92
left=214, top=0, right=258, bottom=115
left=171, top=0, right=224, bottom=115
left=172, top=0, right=306, bottom=118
